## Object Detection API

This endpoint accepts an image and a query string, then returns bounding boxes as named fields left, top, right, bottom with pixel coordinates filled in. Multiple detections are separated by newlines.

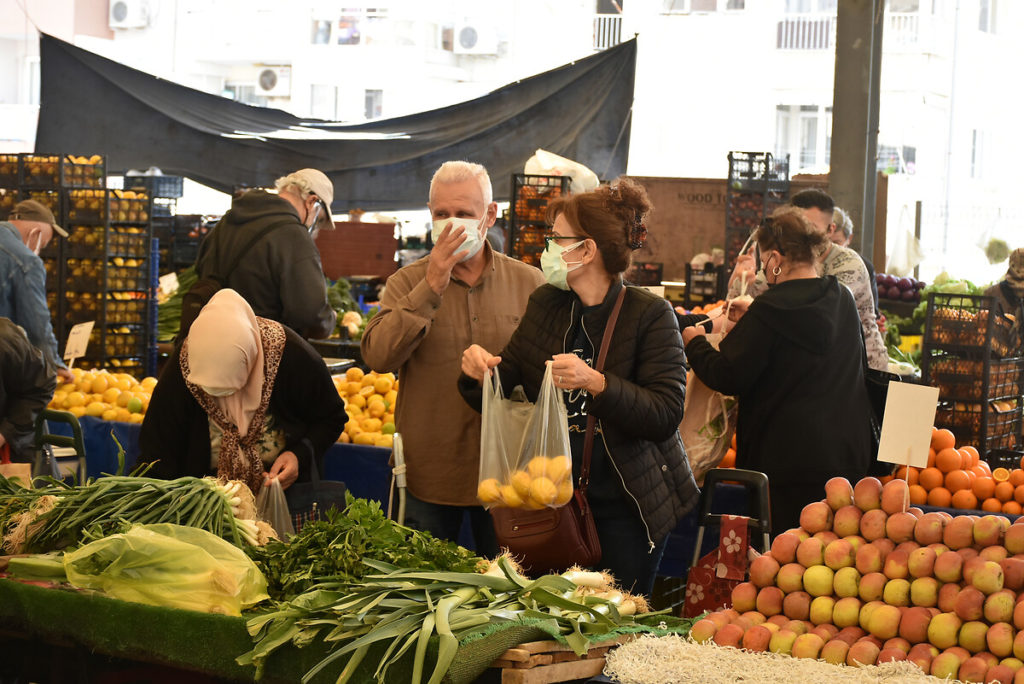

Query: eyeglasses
left=544, top=235, right=586, bottom=248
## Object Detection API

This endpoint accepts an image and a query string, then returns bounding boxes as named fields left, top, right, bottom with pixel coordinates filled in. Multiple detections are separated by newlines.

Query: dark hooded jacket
left=684, top=276, right=873, bottom=485
left=459, top=280, right=700, bottom=546
left=0, top=318, right=56, bottom=461
left=196, top=190, right=336, bottom=339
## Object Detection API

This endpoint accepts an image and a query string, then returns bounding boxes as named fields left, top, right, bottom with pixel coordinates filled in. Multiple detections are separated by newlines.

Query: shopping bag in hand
left=683, top=514, right=756, bottom=618
left=477, top=362, right=572, bottom=510
left=256, top=477, right=295, bottom=538
left=680, top=332, right=738, bottom=485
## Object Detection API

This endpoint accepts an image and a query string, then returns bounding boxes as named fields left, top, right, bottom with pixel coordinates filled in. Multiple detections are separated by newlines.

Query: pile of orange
left=884, top=427, right=1024, bottom=514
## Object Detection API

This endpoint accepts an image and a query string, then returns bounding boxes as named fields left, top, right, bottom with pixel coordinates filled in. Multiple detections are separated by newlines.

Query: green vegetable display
left=0, top=474, right=270, bottom=554
left=248, top=494, right=483, bottom=601
left=156, top=265, right=198, bottom=342
left=238, top=556, right=662, bottom=683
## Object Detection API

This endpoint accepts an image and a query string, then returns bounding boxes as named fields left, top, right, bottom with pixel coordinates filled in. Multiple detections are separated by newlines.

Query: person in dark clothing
left=194, top=168, right=337, bottom=339
left=985, top=247, right=1024, bottom=319
left=682, top=207, right=873, bottom=535
left=139, top=290, right=346, bottom=495
left=459, top=178, right=700, bottom=596
left=0, top=318, right=57, bottom=462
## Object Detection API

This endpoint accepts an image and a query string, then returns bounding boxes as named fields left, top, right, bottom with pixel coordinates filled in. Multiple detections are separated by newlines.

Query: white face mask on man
left=431, top=216, right=486, bottom=262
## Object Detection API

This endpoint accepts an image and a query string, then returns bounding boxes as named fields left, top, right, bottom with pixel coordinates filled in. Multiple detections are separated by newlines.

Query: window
left=662, top=0, right=743, bottom=11
left=775, top=104, right=831, bottom=170
left=876, top=145, right=916, bottom=174
left=784, top=0, right=835, bottom=11
left=223, top=84, right=267, bottom=108
left=337, top=16, right=361, bottom=44
left=365, top=89, right=383, bottom=120
left=979, top=0, right=997, bottom=32
left=311, top=84, right=338, bottom=120
left=25, top=56, right=40, bottom=106
left=311, top=19, right=332, bottom=44
left=971, top=130, right=984, bottom=178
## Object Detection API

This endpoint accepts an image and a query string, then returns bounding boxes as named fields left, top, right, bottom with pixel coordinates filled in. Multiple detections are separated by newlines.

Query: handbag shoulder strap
left=580, top=285, right=627, bottom=490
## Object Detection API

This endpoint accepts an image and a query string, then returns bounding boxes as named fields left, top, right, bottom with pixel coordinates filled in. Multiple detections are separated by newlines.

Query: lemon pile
left=334, top=367, right=397, bottom=448
left=48, top=368, right=157, bottom=423
left=477, top=455, right=574, bottom=509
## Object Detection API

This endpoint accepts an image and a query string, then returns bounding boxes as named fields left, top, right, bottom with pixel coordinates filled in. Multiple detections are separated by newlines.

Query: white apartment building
left=1, top=0, right=1021, bottom=279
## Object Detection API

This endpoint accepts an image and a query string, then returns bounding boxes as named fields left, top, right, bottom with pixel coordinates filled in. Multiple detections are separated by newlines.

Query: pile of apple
left=691, top=475, right=1024, bottom=683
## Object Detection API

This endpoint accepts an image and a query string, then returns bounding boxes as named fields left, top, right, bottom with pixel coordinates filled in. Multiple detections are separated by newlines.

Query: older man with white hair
left=362, top=161, right=544, bottom=554
left=193, top=168, right=336, bottom=339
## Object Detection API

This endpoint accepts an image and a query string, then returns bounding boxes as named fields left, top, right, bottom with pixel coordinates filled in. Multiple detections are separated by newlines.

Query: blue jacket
left=0, top=222, right=64, bottom=371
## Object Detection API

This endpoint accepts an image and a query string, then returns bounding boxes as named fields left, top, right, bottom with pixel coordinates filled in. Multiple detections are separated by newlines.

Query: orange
left=931, top=428, right=956, bottom=453
left=951, top=489, right=978, bottom=510
left=982, top=498, right=1004, bottom=513
left=926, top=448, right=937, bottom=469
left=945, top=470, right=971, bottom=494
left=731, top=433, right=737, bottom=450
left=977, top=460, right=993, bottom=475
left=894, top=466, right=920, bottom=486
left=961, top=445, right=980, bottom=468
left=972, top=465, right=992, bottom=480
left=927, top=487, right=952, bottom=507
left=1003, top=501, right=1023, bottom=516
left=956, top=449, right=972, bottom=470
left=973, top=477, right=997, bottom=501
left=993, top=468, right=1011, bottom=482
left=995, top=481, right=1016, bottom=503
left=908, top=484, right=928, bottom=506
left=965, top=470, right=977, bottom=486
left=1015, top=484, right=1024, bottom=505
left=880, top=475, right=894, bottom=484
left=936, top=448, right=964, bottom=474
left=720, top=449, right=736, bottom=469
left=1010, top=470, right=1024, bottom=488
left=1020, top=453, right=1024, bottom=470
left=919, top=467, right=945, bottom=491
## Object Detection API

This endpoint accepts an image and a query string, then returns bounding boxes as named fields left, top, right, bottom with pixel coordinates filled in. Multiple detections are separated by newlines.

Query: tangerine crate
left=924, top=293, right=1021, bottom=358
left=927, top=355, right=1023, bottom=400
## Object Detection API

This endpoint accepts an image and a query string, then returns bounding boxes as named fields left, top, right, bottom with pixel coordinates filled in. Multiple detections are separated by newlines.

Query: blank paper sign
left=877, top=382, right=939, bottom=469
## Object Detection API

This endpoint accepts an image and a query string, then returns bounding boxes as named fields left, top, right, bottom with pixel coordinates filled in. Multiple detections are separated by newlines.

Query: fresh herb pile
left=247, top=494, right=484, bottom=600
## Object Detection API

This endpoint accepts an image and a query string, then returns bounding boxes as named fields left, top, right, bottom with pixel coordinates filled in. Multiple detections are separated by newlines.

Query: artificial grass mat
left=0, top=578, right=693, bottom=683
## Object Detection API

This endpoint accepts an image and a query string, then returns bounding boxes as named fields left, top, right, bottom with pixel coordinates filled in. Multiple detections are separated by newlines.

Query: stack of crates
left=922, top=293, right=1023, bottom=458
left=508, top=174, right=571, bottom=268
left=724, top=152, right=790, bottom=270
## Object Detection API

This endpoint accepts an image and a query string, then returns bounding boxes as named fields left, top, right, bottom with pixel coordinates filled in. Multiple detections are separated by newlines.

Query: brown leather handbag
left=491, top=287, right=626, bottom=575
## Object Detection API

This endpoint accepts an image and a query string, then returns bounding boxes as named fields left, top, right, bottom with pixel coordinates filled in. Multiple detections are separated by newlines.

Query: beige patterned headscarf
left=181, top=289, right=285, bottom=493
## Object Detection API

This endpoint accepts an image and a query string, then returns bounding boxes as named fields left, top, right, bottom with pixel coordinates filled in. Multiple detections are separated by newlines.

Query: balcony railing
left=594, top=14, right=623, bottom=51
left=777, top=14, right=836, bottom=50
left=776, top=12, right=924, bottom=52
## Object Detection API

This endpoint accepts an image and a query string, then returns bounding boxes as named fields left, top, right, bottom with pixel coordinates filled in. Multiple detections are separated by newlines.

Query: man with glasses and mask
left=361, top=161, right=544, bottom=554
left=194, top=168, right=336, bottom=339
left=1, top=200, right=73, bottom=381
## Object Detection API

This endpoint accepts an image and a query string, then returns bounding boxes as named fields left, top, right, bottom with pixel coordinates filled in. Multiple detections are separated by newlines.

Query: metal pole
left=914, top=200, right=922, bottom=280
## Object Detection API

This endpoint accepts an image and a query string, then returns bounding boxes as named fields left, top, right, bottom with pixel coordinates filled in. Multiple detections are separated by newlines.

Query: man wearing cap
left=195, top=169, right=337, bottom=339
left=1, top=200, right=73, bottom=381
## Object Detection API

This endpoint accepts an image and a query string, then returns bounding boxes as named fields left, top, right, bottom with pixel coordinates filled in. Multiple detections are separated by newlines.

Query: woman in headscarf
left=139, top=289, right=346, bottom=493
left=985, top=247, right=1024, bottom=319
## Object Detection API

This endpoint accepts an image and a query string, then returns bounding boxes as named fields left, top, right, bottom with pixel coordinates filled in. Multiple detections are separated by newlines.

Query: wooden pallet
left=489, top=635, right=635, bottom=684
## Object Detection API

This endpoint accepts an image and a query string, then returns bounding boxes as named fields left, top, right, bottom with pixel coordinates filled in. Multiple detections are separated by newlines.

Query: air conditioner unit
left=109, top=0, right=150, bottom=29
left=256, top=66, right=291, bottom=98
left=452, top=21, right=498, bottom=55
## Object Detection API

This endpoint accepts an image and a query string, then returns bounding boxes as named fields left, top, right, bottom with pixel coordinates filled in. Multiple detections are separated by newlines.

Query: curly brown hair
left=756, top=206, right=830, bottom=264
left=546, top=177, right=652, bottom=275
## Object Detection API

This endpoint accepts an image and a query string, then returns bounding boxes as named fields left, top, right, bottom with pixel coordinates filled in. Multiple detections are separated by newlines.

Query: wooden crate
left=489, top=635, right=635, bottom=684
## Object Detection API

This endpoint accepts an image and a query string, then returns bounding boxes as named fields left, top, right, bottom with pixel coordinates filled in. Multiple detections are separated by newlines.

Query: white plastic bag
left=680, top=333, right=738, bottom=485
left=256, top=477, right=295, bottom=538
left=477, top=362, right=573, bottom=510
left=524, top=149, right=600, bottom=193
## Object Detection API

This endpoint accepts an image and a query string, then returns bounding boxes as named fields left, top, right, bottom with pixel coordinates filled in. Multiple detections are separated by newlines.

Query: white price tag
left=876, top=382, right=940, bottom=469
left=159, top=272, right=180, bottom=296
left=63, top=321, right=95, bottom=364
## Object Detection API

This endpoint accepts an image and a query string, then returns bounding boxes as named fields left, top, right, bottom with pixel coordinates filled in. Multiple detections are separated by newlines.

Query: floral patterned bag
left=682, top=514, right=756, bottom=618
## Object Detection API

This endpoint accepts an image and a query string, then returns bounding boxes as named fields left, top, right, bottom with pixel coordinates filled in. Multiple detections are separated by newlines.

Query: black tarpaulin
left=36, top=34, right=635, bottom=211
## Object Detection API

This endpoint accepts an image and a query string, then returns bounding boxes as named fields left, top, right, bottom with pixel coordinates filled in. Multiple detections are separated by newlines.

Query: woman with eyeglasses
left=681, top=207, right=874, bottom=534
left=458, top=177, right=699, bottom=596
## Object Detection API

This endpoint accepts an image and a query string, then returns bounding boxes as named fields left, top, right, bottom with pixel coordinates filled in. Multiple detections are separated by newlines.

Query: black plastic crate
left=60, top=155, right=105, bottom=188
left=0, top=154, right=19, bottom=187
left=728, top=151, right=790, bottom=193
left=508, top=224, right=546, bottom=267
left=125, top=174, right=184, bottom=199
left=626, top=262, right=663, bottom=287
left=926, top=355, right=1023, bottom=400
left=935, top=399, right=1022, bottom=454
left=649, top=575, right=687, bottom=614
left=986, top=449, right=1024, bottom=471
left=684, top=263, right=727, bottom=306
left=511, top=174, right=571, bottom=223
left=925, top=293, right=1021, bottom=358
left=172, top=239, right=201, bottom=266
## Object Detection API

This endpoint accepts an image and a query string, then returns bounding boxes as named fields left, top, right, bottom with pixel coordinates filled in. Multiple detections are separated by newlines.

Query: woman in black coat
left=682, top=208, right=873, bottom=534
left=139, top=289, right=346, bottom=495
left=460, top=178, right=699, bottom=596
